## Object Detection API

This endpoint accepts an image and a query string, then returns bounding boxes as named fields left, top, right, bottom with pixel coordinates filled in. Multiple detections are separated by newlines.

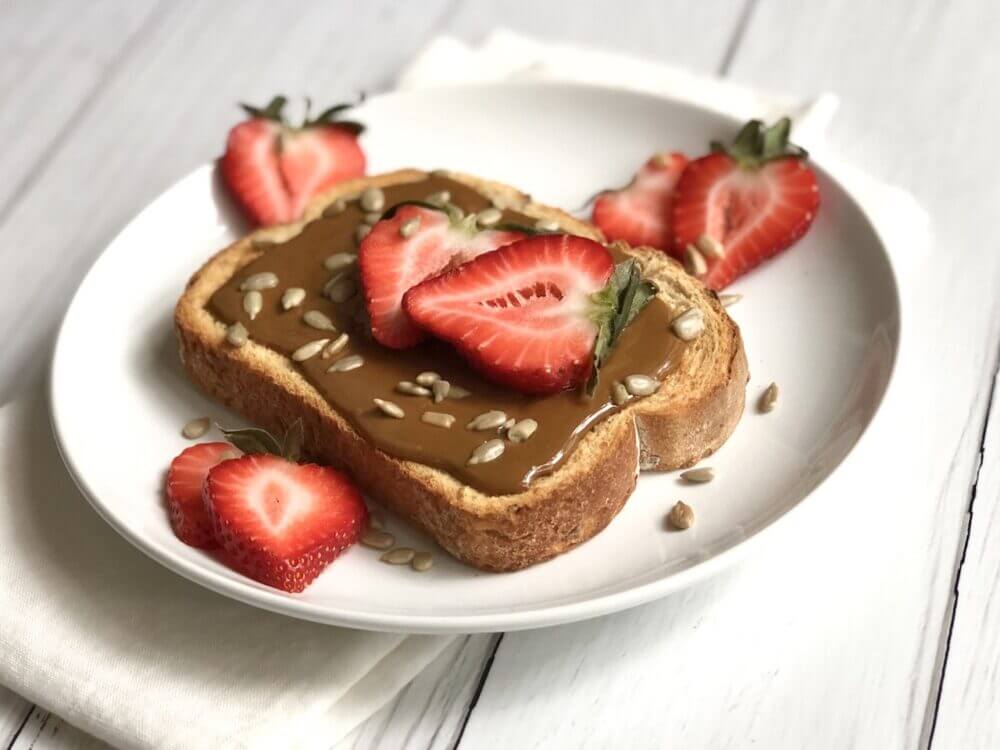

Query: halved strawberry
left=203, top=454, right=367, bottom=592
left=671, top=118, right=819, bottom=290
left=166, top=442, right=242, bottom=548
left=359, top=205, right=525, bottom=348
left=222, top=96, right=366, bottom=227
left=592, top=152, right=687, bottom=250
left=403, top=234, right=655, bottom=395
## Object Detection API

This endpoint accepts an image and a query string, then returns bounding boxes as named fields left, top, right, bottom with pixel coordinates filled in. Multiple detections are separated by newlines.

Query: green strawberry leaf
left=239, top=95, right=288, bottom=123
left=711, top=116, right=808, bottom=169
left=218, top=420, right=305, bottom=462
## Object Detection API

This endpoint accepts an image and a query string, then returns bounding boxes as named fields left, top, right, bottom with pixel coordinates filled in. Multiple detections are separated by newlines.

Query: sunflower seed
left=501, top=417, right=516, bottom=432
left=684, top=244, right=708, bottom=277
left=508, top=418, right=538, bottom=443
left=182, top=417, right=210, bottom=439
left=719, top=293, right=742, bottom=308
left=448, top=384, right=471, bottom=399
left=368, top=511, right=385, bottom=529
left=360, top=186, right=385, bottom=212
left=467, top=410, right=508, bottom=430
left=326, top=276, right=358, bottom=304
left=611, top=382, right=630, bottom=406
left=243, top=290, right=263, bottom=320
left=321, top=333, right=349, bottom=359
left=226, top=322, right=249, bottom=346
left=239, top=272, right=279, bottom=291
left=415, top=371, right=441, bottom=387
left=374, top=398, right=405, bottom=419
left=363, top=211, right=383, bottom=225
left=355, top=224, right=372, bottom=244
left=758, top=382, right=779, bottom=413
left=281, top=287, right=306, bottom=310
left=251, top=238, right=276, bottom=250
left=400, top=216, right=421, bottom=238
left=534, top=218, right=560, bottom=232
left=468, top=438, right=505, bottom=465
left=695, top=234, right=726, bottom=260
left=476, top=207, right=503, bottom=227
left=651, top=152, right=670, bottom=167
left=421, top=411, right=456, bottom=428
left=322, top=199, right=346, bottom=217
left=671, top=308, right=705, bottom=341
left=432, top=379, right=450, bottom=403
left=302, top=310, right=336, bottom=332
left=396, top=381, right=432, bottom=397
left=668, top=501, right=695, bottom=530
left=445, top=203, right=466, bottom=221
left=425, top=190, right=450, bottom=206
left=624, top=374, right=659, bottom=397
left=327, top=354, right=364, bottom=373
left=361, top=529, right=395, bottom=550
left=292, top=338, right=330, bottom=362
left=324, top=252, right=357, bottom=272
left=680, top=467, right=715, bottom=483
left=381, top=547, right=415, bottom=565
left=412, top=552, right=434, bottom=572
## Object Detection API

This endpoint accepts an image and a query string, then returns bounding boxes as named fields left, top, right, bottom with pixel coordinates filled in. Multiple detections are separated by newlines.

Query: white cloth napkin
left=0, top=30, right=929, bottom=750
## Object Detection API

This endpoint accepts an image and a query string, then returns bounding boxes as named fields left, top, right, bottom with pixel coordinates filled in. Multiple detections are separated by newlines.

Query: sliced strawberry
left=403, top=234, right=619, bottom=395
left=359, top=205, right=525, bottom=348
left=592, top=152, right=687, bottom=251
left=221, top=96, right=366, bottom=227
left=671, top=118, right=820, bottom=290
left=166, top=442, right=242, bottom=548
left=203, top=454, right=367, bottom=592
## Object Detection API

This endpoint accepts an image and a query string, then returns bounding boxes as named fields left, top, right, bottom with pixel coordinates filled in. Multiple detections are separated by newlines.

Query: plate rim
left=48, top=80, right=903, bottom=633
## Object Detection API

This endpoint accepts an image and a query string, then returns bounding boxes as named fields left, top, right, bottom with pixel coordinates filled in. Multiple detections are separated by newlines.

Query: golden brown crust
left=174, top=170, right=747, bottom=571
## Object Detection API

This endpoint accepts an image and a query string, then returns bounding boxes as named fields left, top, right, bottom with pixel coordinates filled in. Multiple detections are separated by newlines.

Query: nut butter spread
left=208, top=175, right=685, bottom=496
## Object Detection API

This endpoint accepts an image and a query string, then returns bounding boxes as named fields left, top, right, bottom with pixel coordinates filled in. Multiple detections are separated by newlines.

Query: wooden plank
left=0, top=690, right=32, bottom=748
left=456, top=0, right=1000, bottom=747
left=8, top=707, right=110, bottom=750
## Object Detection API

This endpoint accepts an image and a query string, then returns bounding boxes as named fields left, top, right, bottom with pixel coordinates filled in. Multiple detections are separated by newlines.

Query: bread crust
left=174, top=170, right=747, bottom=571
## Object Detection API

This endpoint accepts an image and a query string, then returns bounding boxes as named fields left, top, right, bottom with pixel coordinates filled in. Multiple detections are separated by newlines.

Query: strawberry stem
left=238, top=94, right=366, bottom=135
left=219, top=419, right=305, bottom=462
left=711, top=117, right=808, bottom=169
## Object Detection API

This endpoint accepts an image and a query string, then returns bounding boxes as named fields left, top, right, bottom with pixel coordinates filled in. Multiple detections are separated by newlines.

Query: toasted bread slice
left=175, top=170, right=747, bottom=571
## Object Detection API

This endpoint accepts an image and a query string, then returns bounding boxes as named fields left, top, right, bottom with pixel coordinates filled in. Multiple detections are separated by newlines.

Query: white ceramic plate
left=50, top=83, right=900, bottom=633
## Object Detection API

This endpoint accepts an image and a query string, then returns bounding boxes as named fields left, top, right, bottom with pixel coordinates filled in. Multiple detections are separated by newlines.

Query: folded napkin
left=0, top=31, right=928, bottom=750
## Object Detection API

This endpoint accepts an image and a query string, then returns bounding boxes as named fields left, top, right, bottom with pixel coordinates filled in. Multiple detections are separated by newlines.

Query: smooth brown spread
left=208, top=175, right=685, bottom=496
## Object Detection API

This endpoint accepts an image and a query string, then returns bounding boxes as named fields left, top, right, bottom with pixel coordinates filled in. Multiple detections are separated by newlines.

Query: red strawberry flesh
left=166, top=442, right=242, bottom=548
left=403, top=234, right=614, bottom=394
left=203, top=454, right=367, bottom=593
left=280, top=126, right=366, bottom=220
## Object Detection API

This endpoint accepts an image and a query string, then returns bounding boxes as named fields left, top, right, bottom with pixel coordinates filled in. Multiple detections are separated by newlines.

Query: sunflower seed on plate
left=367, top=511, right=385, bottom=530
left=758, top=382, right=779, bottom=413
left=421, top=411, right=456, bottom=429
left=425, top=190, right=450, bottom=206
left=680, top=467, right=715, bottom=484
left=328, top=354, right=364, bottom=373
left=182, top=417, right=210, bottom=439
left=321, top=333, right=349, bottom=359
left=467, top=410, right=508, bottom=431
left=243, top=290, right=263, bottom=320
left=302, top=310, right=336, bottom=331
left=292, top=338, right=330, bottom=362
left=415, top=371, right=441, bottom=387
left=361, top=529, right=395, bottom=550
left=611, top=382, right=630, bottom=406
left=381, top=547, right=415, bottom=565
left=534, top=218, right=560, bottom=232
left=719, top=293, right=742, bottom=308
left=468, top=438, right=505, bottom=466
left=400, top=217, right=421, bottom=238
left=324, top=252, right=357, bottom=272
left=668, top=501, right=695, bottom=530
left=476, top=207, right=502, bottom=227
left=373, top=398, right=405, bottom=419
left=624, top=374, right=659, bottom=397
left=325, top=276, right=358, bottom=304
left=432, top=379, right=450, bottom=403
left=360, top=186, right=385, bottom=212
left=448, top=384, right=471, bottom=399
left=508, top=418, right=538, bottom=443
left=239, top=272, right=279, bottom=292
left=670, top=308, right=705, bottom=341
left=281, top=287, right=306, bottom=310
left=411, top=552, right=434, bottom=572
left=322, top=199, right=346, bottom=217
left=695, top=234, right=726, bottom=260
left=684, top=244, right=708, bottom=277
left=355, top=224, right=372, bottom=244
left=396, top=381, right=432, bottom=397
left=226, top=322, right=249, bottom=346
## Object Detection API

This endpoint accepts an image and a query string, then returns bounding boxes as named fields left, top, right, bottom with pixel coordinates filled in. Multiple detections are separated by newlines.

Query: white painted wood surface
left=1, top=1, right=998, bottom=748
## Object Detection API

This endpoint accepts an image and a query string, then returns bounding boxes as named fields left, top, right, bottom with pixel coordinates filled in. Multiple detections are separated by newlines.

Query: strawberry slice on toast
left=671, top=117, right=819, bottom=290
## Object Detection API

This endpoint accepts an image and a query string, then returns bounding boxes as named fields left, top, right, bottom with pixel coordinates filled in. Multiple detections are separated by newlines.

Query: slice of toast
left=175, top=170, right=748, bottom=572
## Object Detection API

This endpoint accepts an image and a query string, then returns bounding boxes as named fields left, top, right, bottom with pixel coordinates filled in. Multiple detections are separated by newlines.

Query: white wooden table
left=2, top=1, right=999, bottom=747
